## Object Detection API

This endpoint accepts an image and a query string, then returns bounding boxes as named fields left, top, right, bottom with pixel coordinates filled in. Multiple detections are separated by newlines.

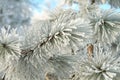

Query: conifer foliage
left=0, top=0, right=120, bottom=80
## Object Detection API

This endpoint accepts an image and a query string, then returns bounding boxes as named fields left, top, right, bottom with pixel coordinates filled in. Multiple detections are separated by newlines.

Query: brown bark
left=45, top=72, right=58, bottom=80
left=87, top=44, right=94, bottom=58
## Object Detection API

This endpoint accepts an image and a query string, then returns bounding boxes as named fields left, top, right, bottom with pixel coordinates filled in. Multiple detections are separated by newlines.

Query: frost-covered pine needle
left=78, top=44, right=120, bottom=80
left=89, top=9, right=120, bottom=44
left=47, top=54, right=75, bottom=79
left=0, top=26, right=21, bottom=60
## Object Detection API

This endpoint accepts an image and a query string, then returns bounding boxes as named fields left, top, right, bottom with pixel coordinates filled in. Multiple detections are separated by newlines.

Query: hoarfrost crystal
left=89, top=9, right=120, bottom=44
left=0, top=26, right=21, bottom=59
left=78, top=44, right=120, bottom=80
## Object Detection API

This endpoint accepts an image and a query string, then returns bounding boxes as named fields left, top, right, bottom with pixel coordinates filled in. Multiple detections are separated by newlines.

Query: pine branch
left=78, top=44, right=120, bottom=80
left=89, top=9, right=120, bottom=44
